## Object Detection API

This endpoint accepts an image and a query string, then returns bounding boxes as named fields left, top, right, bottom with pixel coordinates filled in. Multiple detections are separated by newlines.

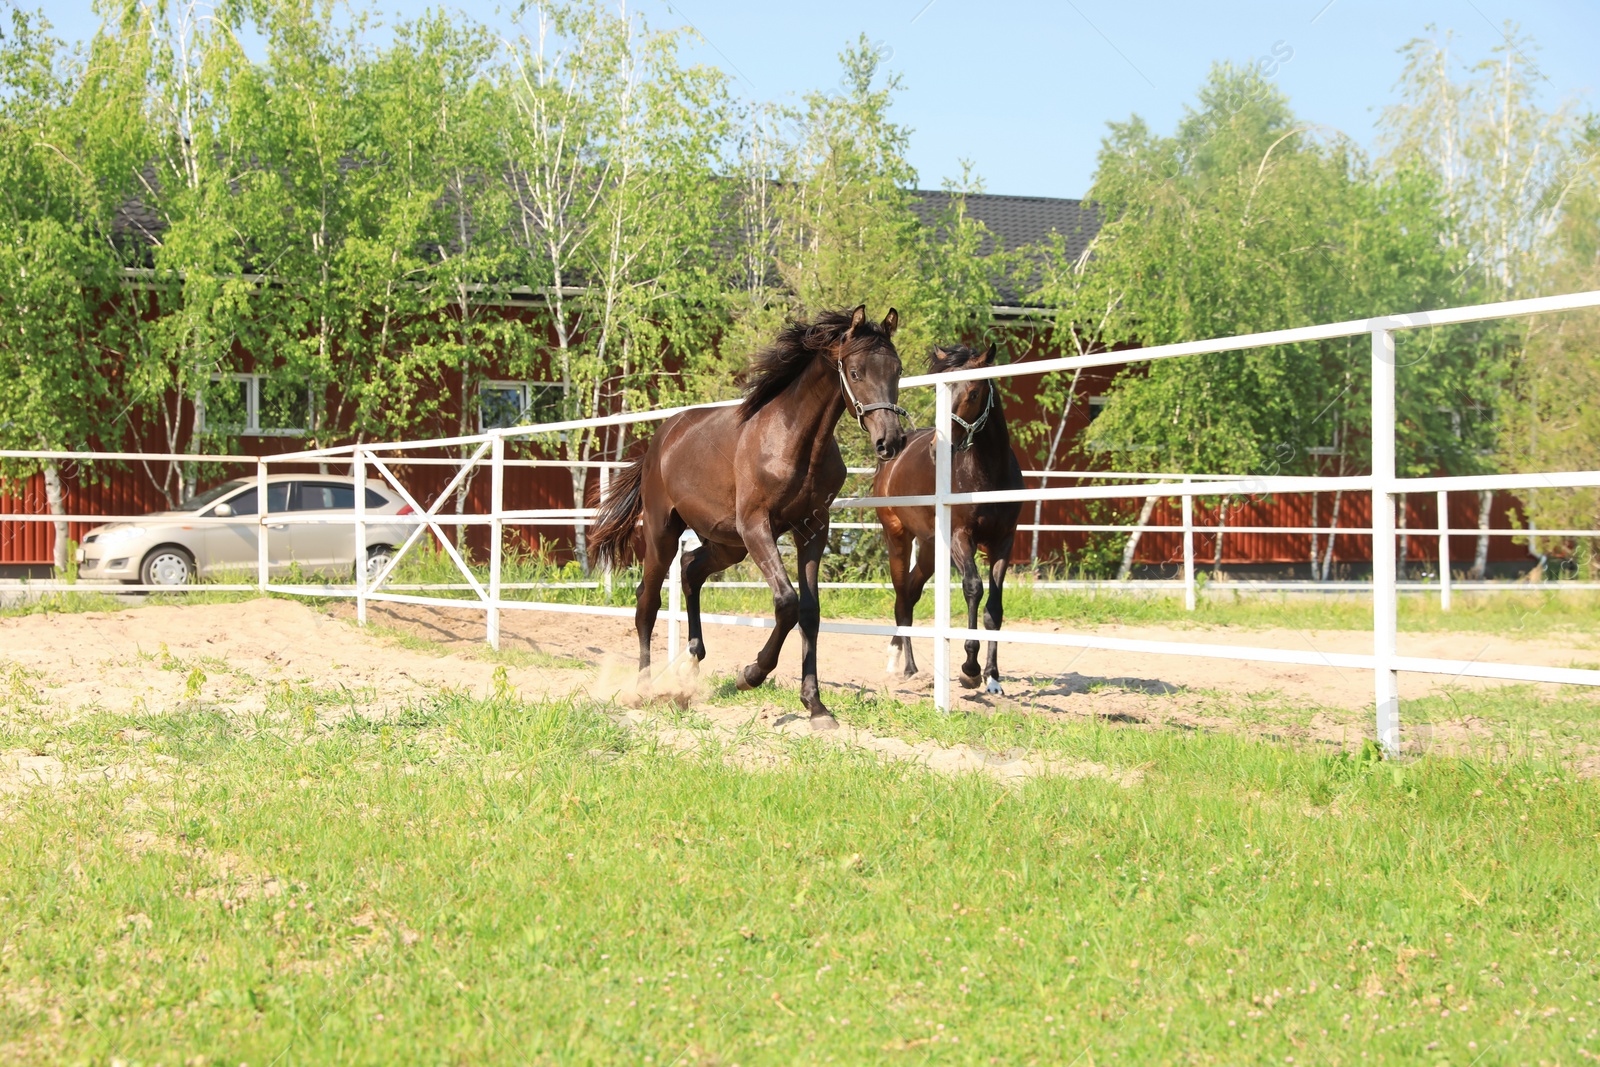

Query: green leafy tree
left=102, top=0, right=261, bottom=503
left=738, top=36, right=994, bottom=373
left=0, top=9, right=143, bottom=570
left=501, top=1, right=733, bottom=566
left=1496, top=118, right=1600, bottom=574
left=1379, top=24, right=1588, bottom=576
left=1035, top=63, right=1477, bottom=578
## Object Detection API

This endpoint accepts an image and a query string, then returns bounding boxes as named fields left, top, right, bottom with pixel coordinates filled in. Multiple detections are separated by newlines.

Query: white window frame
left=477, top=380, right=563, bottom=432
left=1307, top=421, right=1342, bottom=457
left=198, top=373, right=313, bottom=437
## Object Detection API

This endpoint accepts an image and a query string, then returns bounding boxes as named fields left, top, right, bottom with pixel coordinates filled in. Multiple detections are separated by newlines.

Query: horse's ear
left=980, top=342, right=997, bottom=366
left=881, top=308, right=900, bottom=337
left=847, top=304, right=868, bottom=334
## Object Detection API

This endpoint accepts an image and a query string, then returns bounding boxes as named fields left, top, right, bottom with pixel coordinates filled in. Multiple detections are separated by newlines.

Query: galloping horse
left=589, top=306, right=906, bottom=730
left=873, top=343, right=1023, bottom=693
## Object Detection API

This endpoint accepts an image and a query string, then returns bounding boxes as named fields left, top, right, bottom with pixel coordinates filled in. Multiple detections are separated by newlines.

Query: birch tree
left=1379, top=24, right=1586, bottom=576
left=0, top=9, right=141, bottom=570
left=102, top=0, right=260, bottom=503
left=501, top=2, right=732, bottom=566
left=1041, top=63, right=1476, bottom=579
left=1497, top=118, right=1600, bottom=574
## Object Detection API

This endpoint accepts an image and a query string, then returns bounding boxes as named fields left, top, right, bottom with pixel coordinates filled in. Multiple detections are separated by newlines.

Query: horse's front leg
left=956, top=537, right=985, bottom=689
left=982, top=536, right=1013, bottom=695
left=794, top=528, right=834, bottom=729
left=735, top=516, right=800, bottom=695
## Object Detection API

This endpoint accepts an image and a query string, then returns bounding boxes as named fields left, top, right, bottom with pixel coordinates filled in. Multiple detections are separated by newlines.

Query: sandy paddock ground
left=1, top=595, right=1594, bottom=796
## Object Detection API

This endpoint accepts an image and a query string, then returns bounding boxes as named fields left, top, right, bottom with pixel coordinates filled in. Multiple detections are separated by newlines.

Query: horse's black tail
left=589, top=457, right=645, bottom=573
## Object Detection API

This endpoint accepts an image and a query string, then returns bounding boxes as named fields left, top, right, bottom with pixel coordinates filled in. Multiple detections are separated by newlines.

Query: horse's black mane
left=738, top=309, right=894, bottom=420
left=928, top=344, right=986, bottom=373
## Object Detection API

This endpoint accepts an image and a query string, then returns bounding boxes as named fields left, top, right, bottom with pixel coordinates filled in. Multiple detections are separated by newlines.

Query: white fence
left=6, top=290, right=1600, bottom=755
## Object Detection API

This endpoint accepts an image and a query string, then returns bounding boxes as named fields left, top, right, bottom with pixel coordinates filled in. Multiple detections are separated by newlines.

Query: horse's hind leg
left=895, top=534, right=936, bottom=677
left=683, top=539, right=746, bottom=662
left=982, top=534, right=1014, bottom=695
left=634, top=511, right=685, bottom=693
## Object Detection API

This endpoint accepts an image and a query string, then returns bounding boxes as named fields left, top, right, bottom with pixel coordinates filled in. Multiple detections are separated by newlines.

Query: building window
left=478, top=381, right=561, bottom=431
left=1307, top=421, right=1342, bottom=456
left=199, top=373, right=313, bottom=436
left=1087, top=396, right=1108, bottom=421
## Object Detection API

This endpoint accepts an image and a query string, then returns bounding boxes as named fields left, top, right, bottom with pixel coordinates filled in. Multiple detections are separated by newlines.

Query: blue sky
left=45, top=0, right=1600, bottom=199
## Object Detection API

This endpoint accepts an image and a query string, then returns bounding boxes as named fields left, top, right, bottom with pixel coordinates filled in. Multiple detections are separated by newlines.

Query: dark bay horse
left=873, top=344, right=1023, bottom=693
left=589, top=306, right=906, bottom=730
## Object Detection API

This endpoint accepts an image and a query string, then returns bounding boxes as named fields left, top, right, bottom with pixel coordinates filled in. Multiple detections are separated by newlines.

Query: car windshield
left=181, top=479, right=250, bottom=512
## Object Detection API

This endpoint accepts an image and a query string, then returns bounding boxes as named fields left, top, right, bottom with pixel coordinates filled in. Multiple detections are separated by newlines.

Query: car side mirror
left=213, top=503, right=234, bottom=518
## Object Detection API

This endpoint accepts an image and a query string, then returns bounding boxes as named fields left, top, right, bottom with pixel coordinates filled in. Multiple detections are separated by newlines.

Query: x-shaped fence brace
left=364, top=441, right=492, bottom=602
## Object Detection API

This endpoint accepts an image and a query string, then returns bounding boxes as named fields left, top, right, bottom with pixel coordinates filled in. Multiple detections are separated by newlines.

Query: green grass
left=3, top=680, right=1599, bottom=1064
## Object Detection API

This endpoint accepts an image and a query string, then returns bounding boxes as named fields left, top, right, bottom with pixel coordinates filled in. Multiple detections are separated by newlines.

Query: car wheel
left=364, top=545, right=395, bottom=584
left=141, top=546, right=195, bottom=587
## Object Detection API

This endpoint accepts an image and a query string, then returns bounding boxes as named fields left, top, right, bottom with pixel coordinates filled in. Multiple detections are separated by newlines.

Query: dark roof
left=111, top=179, right=1102, bottom=310
left=911, top=191, right=1100, bottom=261
left=911, top=191, right=1102, bottom=308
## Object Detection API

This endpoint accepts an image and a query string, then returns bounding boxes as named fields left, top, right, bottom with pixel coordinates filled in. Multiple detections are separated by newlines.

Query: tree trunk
left=1117, top=493, right=1160, bottom=581
left=1320, top=488, right=1343, bottom=581
left=1398, top=493, right=1409, bottom=578
left=571, top=457, right=590, bottom=569
left=1470, top=489, right=1492, bottom=579
left=1309, top=492, right=1320, bottom=579
left=1212, top=496, right=1229, bottom=580
left=1031, top=370, right=1081, bottom=568
left=40, top=456, right=69, bottom=576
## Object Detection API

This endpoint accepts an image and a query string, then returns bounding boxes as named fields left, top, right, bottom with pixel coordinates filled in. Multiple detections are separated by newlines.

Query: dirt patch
left=347, top=598, right=1589, bottom=723
left=1, top=597, right=1592, bottom=777
left=0, top=598, right=584, bottom=726
left=621, top=696, right=1142, bottom=787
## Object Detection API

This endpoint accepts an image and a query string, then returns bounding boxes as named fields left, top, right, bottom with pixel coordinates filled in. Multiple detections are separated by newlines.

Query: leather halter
left=950, top=379, right=995, bottom=452
left=837, top=357, right=909, bottom=431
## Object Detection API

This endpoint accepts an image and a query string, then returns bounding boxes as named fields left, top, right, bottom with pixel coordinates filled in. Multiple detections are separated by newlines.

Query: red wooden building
left=0, top=191, right=1538, bottom=578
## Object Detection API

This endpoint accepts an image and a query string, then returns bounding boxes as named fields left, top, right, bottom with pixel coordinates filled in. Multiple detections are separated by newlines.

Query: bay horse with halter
left=873, top=343, right=1023, bottom=694
left=588, top=306, right=907, bottom=730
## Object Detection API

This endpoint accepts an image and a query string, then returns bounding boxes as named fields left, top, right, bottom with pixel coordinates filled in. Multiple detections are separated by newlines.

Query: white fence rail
left=6, top=290, right=1600, bottom=755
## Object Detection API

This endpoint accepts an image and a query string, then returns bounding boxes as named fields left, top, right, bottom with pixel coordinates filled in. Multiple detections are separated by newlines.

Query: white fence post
left=1371, top=329, right=1401, bottom=756
left=933, top=380, right=954, bottom=712
left=256, top=458, right=269, bottom=593
left=1182, top=477, right=1196, bottom=611
left=1437, top=489, right=1451, bottom=613
left=667, top=533, right=684, bottom=661
left=488, top=435, right=504, bottom=650
left=354, top=449, right=368, bottom=627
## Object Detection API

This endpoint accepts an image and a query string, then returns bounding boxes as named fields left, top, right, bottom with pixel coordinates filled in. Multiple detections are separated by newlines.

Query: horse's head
left=931, top=343, right=999, bottom=450
left=835, top=305, right=907, bottom=460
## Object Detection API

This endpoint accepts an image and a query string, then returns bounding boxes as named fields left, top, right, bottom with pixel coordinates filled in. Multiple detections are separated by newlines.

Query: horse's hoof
left=959, top=670, right=982, bottom=690
left=985, top=677, right=1004, bottom=696
left=735, top=665, right=758, bottom=692
left=810, top=713, right=840, bottom=732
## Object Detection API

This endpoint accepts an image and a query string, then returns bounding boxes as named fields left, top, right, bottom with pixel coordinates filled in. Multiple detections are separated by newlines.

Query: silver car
left=77, top=475, right=414, bottom=586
